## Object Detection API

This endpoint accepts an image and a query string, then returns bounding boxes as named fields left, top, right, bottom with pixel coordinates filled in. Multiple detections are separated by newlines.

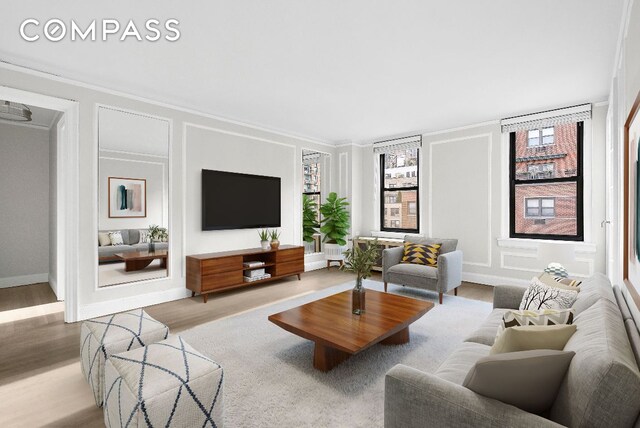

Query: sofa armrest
left=382, top=246, right=404, bottom=281
left=437, top=250, right=463, bottom=293
left=384, top=365, right=563, bottom=428
left=493, top=285, right=527, bottom=309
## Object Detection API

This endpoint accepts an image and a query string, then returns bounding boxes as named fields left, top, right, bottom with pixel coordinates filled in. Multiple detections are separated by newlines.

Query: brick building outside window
left=510, top=121, right=583, bottom=240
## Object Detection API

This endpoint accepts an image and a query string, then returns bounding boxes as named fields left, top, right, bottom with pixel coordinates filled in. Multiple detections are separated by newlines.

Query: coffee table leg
left=125, top=259, right=154, bottom=272
left=160, top=257, right=167, bottom=269
left=313, top=343, right=351, bottom=372
left=380, top=327, right=410, bottom=345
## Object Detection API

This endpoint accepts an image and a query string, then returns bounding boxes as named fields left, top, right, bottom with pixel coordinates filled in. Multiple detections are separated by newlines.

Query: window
left=525, top=198, right=555, bottom=217
left=303, top=158, right=322, bottom=223
left=510, top=122, right=583, bottom=240
left=527, top=127, right=555, bottom=147
left=380, top=148, right=419, bottom=232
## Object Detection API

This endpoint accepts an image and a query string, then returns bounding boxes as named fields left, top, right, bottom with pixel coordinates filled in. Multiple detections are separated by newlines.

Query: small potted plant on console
left=259, top=229, right=270, bottom=250
left=270, top=229, right=281, bottom=250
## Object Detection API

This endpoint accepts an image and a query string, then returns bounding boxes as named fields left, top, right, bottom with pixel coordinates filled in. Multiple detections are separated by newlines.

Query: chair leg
left=454, top=288, right=458, bottom=296
left=439, top=293, right=443, bottom=304
left=384, top=282, right=388, bottom=292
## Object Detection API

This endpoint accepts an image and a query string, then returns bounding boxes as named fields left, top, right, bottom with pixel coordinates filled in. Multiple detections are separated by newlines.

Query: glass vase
left=148, top=241, right=155, bottom=252
left=352, top=278, right=366, bottom=315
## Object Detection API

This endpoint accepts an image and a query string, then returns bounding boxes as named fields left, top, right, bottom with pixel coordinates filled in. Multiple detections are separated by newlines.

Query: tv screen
left=202, top=169, right=281, bottom=230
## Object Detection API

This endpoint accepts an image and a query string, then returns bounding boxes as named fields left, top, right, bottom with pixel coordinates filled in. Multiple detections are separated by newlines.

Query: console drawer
left=274, top=260, right=304, bottom=277
left=275, top=248, right=304, bottom=263
left=201, top=271, right=243, bottom=291
left=202, top=256, right=242, bottom=275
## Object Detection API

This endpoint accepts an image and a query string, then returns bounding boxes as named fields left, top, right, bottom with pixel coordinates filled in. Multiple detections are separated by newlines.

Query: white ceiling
left=0, top=1, right=624, bottom=144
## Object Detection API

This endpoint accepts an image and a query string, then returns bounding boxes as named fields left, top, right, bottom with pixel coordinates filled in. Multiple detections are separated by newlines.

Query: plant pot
left=270, top=239, right=280, bottom=250
left=148, top=241, right=156, bottom=252
left=352, top=279, right=365, bottom=315
left=324, top=243, right=346, bottom=261
left=260, top=240, right=270, bottom=250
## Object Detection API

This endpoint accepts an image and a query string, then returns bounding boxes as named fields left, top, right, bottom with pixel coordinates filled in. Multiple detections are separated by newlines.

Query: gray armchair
left=382, top=236, right=463, bottom=304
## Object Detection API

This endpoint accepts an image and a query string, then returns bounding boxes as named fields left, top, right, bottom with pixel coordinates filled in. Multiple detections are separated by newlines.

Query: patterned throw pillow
left=139, top=230, right=150, bottom=244
left=497, top=308, right=575, bottom=337
left=544, top=262, right=568, bottom=278
left=401, top=242, right=441, bottom=267
left=519, top=277, right=578, bottom=311
left=538, top=272, right=581, bottom=291
left=108, top=231, right=124, bottom=246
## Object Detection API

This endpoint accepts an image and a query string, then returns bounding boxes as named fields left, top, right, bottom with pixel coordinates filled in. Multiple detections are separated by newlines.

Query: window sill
left=497, top=238, right=596, bottom=253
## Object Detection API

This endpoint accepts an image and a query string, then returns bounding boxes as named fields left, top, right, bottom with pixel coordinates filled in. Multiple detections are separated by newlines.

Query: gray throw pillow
left=463, top=349, right=575, bottom=414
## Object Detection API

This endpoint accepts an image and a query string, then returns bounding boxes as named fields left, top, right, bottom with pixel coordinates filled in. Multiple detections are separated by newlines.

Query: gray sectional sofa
left=98, top=229, right=168, bottom=263
left=384, top=273, right=640, bottom=427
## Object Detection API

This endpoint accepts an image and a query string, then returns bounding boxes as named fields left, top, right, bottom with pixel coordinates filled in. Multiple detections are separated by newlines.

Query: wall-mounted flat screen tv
left=202, top=169, right=281, bottom=230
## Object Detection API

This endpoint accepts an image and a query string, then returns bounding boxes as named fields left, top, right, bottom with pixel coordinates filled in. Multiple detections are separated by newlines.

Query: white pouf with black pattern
left=80, top=309, right=169, bottom=407
left=104, top=335, right=224, bottom=428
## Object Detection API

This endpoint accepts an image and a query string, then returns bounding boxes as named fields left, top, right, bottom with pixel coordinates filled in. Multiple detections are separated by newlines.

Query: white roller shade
left=501, top=104, right=591, bottom=133
left=373, top=135, right=422, bottom=154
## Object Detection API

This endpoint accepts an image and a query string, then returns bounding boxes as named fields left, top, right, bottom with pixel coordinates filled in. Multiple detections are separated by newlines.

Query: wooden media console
left=186, top=245, right=304, bottom=302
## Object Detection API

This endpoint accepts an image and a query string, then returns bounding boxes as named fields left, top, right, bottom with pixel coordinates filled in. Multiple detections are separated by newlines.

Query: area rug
left=180, top=280, right=492, bottom=427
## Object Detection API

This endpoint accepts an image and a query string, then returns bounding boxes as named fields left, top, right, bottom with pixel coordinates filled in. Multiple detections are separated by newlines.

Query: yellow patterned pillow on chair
left=401, top=242, right=441, bottom=267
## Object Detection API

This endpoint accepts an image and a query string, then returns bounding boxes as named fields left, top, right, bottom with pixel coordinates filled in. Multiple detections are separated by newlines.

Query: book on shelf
left=244, top=268, right=265, bottom=278
left=243, top=273, right=271, bottom=282
left=243, top=261, right=265, bottom=268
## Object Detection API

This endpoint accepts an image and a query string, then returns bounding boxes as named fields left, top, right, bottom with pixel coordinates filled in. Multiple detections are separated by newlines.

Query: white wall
left=609, top=0, right=640, bottom=320
left=0, top=63, right=335, bottom=320
left=0, top=122, right=50, bottom=287
left=184, top=124, right=298, bottom=254
left=355, top=105, right=607, bottom=286
left=48, top=114, right=61, bottom=298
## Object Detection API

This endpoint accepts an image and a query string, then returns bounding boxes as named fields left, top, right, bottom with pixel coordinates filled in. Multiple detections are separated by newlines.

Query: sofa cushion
left=571, top=273, right=615, bottom=315
left=132, top=242, right=168, bottom=252
left=401, top=242, right=440, bottom=267
left=463, top=349, right=575, bottom=414
left=387, top=263, right=437, bottom=284
left=434, top=342, right=490, bottom=385
left=128, top=229, right=141, bottom=245
left=614, top=285, right=633, bottom=321
left=98, top=232, right=111, bottom=247
left=464, top=309, right=508, bottom=346
left=625, top=319, right=640, bottom=369
left=549, top=298, right=640, bottom=428
left=98, top=245, right=134, bottom=257
left=405, top=236, right=457, bottom=255
left=490, top=324, right=577, bottom=355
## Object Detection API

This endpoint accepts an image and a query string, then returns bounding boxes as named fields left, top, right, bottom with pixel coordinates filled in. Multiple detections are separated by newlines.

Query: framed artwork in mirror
left=108, top=177, right=147, bottom=218
left=624, top=89, right=640, bottom=308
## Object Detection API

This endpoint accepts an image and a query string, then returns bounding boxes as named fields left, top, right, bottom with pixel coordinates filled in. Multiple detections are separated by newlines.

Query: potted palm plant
left=319, top=192, right=350, bottom=262
left=341, top=239, right=379, bottom=314
left=302, top=195, right=319, bottom=252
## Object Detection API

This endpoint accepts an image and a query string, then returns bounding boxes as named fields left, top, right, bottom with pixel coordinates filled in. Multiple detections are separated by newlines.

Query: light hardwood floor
left=0, top=270, right=492, bottom=427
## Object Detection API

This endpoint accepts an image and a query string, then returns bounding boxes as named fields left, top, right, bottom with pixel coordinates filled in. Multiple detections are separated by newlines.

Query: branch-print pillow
left=519, top=277, right=578, bottom=311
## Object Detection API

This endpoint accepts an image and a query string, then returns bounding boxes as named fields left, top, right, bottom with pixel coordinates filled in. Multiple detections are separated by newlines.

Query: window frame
left=380, top=149, right=420, bottom=233
left=509, top=122, right=583, bottom=241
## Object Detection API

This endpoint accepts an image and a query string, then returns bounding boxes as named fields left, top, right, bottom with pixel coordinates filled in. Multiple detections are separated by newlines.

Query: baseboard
left=462, top=272, right=529, bottom=287
left=0, top=273, right=49, bottom=289
left=305, top=260, right=327, bottom=272
left=77, top=287, right=191, bottom=321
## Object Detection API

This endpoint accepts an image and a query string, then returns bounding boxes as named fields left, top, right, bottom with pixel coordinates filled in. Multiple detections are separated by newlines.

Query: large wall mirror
left=97, top=107, right=170, bottom=287
left=302, top=149, right=330, bottom=254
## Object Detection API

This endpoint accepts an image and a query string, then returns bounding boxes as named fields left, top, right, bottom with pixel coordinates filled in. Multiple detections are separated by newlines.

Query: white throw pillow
left=139, top=230, right=149, bottom=244
left=108, top=231, right=124, bottom=246
left=98, top=232, right=111, bottom=247
left=519, top=277, right=578, bottom=311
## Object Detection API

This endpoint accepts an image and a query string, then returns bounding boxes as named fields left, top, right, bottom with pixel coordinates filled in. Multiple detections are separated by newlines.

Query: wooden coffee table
left=114, top=250, right=168, bottom=272
left=268, top=289, right=434, bottom=371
